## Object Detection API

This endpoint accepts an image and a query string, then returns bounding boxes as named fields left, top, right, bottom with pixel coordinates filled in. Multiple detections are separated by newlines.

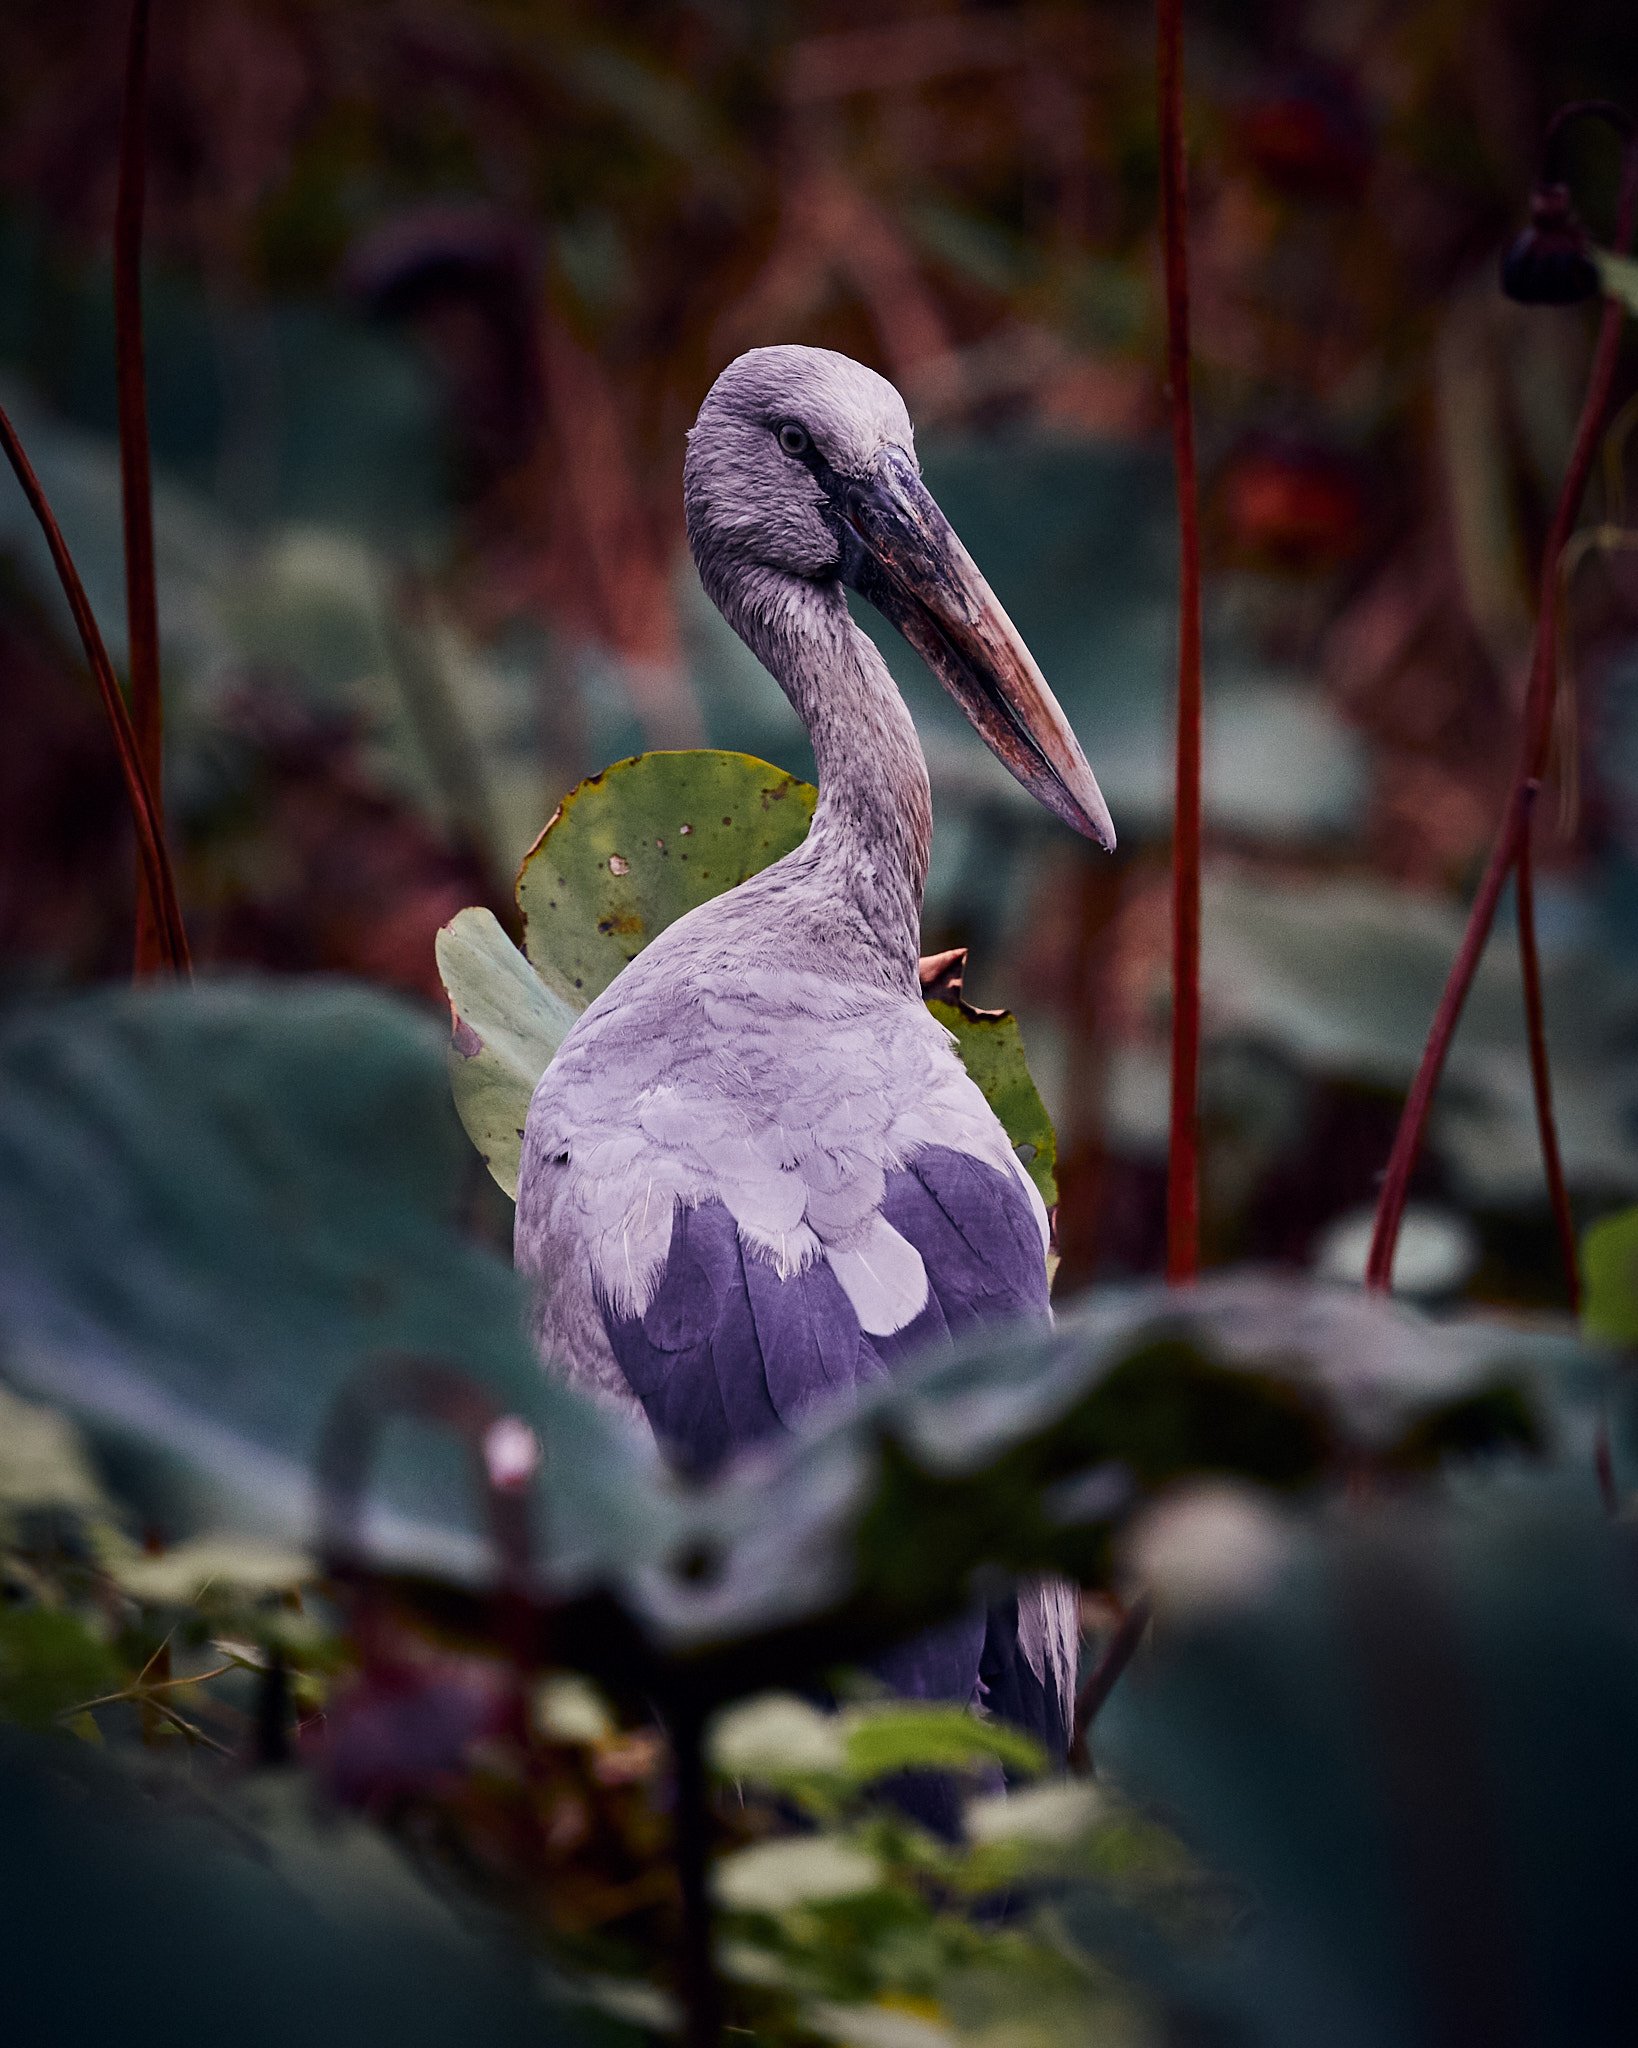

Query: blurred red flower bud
left=1215, top=440, right=1368, bottom=572
left=1237, top=73, right=1372, bottom=202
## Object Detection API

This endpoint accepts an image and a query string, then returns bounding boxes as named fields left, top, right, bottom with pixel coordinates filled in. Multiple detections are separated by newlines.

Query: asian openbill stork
left=517, top=346, right=1113, bottom=1771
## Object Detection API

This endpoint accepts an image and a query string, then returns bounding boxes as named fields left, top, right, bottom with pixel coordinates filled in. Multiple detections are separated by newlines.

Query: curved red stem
left=116, top=0, right=169, bottom=977
left=1515, top=803, right=1580, bottom=1311
left=1366, top=135, right=1638, bottom=1295
left=0, top=408, right=188, bottom=972
left=1159, top=0, right=1203, bottom=1284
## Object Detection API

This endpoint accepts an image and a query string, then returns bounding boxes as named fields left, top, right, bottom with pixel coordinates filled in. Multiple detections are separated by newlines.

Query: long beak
left=836, top=446, right=1115, bottom=850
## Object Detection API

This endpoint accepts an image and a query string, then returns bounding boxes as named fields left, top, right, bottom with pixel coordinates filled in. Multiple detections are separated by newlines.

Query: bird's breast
left=516, top=957, right=1040, bottom=1331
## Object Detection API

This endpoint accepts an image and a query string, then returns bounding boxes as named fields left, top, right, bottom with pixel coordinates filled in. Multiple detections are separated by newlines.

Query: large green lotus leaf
left=517, top=749, right=816, bottom=1005
left=449, top=751, right=1058, bottom=1202
left=927, top=997, right=1057, bottom=1207
left=436, top=907, right=579, bottom=1199
left=0, top=981, right=659, bottom=1570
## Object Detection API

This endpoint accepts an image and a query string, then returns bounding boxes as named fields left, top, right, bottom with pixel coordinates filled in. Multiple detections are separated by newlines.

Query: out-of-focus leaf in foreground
left=1090, top=1491, right=1638, bottom=2046
left=401, top=1277, right=1556, bottom=1709
left=0, top=1730, right=601, bottom=2048
left=0, top=980, right=652, bottom=1570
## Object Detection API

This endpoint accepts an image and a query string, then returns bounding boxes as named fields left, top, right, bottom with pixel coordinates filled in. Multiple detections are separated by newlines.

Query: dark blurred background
left=2, top=0, right=1636, bottom=1304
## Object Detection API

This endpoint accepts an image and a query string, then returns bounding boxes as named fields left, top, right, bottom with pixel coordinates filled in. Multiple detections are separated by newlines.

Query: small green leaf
left=435, top=907, right=579, bottom=1197
left=535, top=1673, right=614, bottom=1744
left=0, top=1609, right=123, bottom=1730
left=964, top=1778, right=1103, bottom=1845
left=711, top=1692, right=848, bottom=1778
left=1596, top=249, right=1638, bottom=318
left=803, top=2001, right=958, bottom=2048
left=926, top=999, right=1057, bottom=1207
left=517, top=750, right=817, bottom=1005
left=715, top=1836, right=885, bottom=1912
left=0, top=1383, right=111, bottom=1522
left=111, top=1535, right=314, bottom=1606
left=1582, top=1205, right=1638, bottom=1344
left=839, top=1702, right=1045, bottom=1783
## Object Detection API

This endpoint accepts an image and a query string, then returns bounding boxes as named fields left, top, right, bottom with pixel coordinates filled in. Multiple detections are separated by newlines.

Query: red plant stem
left=1070, top=1592, right=1152, bottom=1773
left=0, top=405, right=189, bottom=971
left=1515, top=800, right=1580, bottom=1311
left=116, top=0, right=168, bottom=978
left=1366, top=148, right=1637, bottom=1293
left=1159, top=0, right=1204, bottom=1284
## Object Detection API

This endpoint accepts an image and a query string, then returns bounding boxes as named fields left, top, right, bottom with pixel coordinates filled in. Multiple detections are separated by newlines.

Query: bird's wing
left=602, top=1138, right=1046, bottom=1472
left=517, top=962, right=1050, bottom=1475
left=516, top=958, right=1071, bottom=1744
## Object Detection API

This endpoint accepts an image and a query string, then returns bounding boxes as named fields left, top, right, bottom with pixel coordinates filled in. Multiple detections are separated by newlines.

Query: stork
left=516, top=346, right=1113, bottom=1771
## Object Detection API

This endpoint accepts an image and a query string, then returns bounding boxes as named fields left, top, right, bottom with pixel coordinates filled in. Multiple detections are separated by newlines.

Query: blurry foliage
left=0, top=974, right=1621, bottom=2045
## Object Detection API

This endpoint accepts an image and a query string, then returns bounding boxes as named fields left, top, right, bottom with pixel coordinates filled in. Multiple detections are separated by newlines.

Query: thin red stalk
left=1069, top=1593, right=1152, bottom=1773
left=1515, top=801, right=1580, bottom=1310
left=116, top=0, right=167, bottom=978
left=1366, top=139, right=1637, bottom=1293
left=0, top=405, right=189, bottom=971
left=1159, top=0, right=1204, bottom=1284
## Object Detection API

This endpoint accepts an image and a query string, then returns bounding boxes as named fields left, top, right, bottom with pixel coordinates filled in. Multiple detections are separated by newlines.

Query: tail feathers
left=980, top=1582, right=1076, bottom=1761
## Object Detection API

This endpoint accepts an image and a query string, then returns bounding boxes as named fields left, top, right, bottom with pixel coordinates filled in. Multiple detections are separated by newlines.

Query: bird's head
left=685, top=345, right=1114, bottom=850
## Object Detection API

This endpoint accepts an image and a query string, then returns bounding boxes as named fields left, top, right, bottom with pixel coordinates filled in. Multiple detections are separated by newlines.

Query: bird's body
left=517, top=346, right=1113, bottom=1763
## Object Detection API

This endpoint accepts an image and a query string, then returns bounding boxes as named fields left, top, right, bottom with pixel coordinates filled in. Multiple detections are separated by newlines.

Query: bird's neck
left=721, top=568, right=931, bottom=980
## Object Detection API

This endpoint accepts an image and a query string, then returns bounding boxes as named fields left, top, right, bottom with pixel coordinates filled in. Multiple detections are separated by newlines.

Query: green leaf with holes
left=516, top=750, right=817, bottom=1005
left=928, top=1000, right=1057, bottom=1208
left=438, top=750, right=1058, bottom=1209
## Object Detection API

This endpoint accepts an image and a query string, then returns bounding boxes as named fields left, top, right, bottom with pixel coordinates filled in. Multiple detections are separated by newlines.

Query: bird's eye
left=776, top=421, right=810, bottom=457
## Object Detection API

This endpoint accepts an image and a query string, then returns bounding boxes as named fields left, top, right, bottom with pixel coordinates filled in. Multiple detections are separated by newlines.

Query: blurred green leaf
left=430, top=1279, right=1551, bottom=1711
left=964, top=1778, right=1103, bottom=1846
left=841, top=1704, right=1044, bottom=1784
left=437, top=907, right=579, bottom=1197
left=715, top=1836, right=887, bottom=1912
left=1596, top=250, right=1638, bottom=318
left=0, top=1732, right=602, bottom=2048
left=1086, top=1491, right=1638, bottom=2047
left=110, top=1535, right=314, bottom=1606
left=0, top=1382, right=112, bottom=1525
left=0, top=981, right=552, bottom=1557
left=1582, top=1205, right=1638, bottom=1346
left=712, top=1692, right=848, bottom=1779
left=0, top=1609, right=123, bottom=1730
